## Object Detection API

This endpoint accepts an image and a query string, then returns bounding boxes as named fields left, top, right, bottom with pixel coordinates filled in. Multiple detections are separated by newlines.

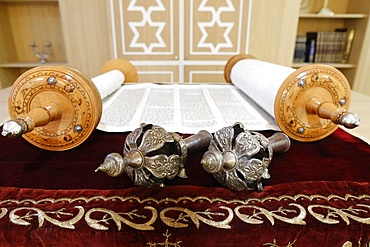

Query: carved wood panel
left=184, top=0, right=249, bottom=61
left=110, top=0, right=250, bottom=83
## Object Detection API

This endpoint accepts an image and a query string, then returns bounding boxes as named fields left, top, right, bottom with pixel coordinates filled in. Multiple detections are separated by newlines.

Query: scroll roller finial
left=201, top=122, right=291, bottom=192
left=339, top=112, right=360, bottom=129
left=95, top=123, right=212, bottom=187
left=2, top=120, right=25, bottom=138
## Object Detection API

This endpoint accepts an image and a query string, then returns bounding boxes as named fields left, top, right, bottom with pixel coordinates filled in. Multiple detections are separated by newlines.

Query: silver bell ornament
left=95, top=123, right=212, bottom=187
left=201, top=122, right=290, bottom=191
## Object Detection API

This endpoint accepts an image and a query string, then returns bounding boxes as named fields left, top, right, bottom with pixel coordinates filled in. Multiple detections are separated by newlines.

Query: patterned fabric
left=0, top=182, right=369, bottom=246
left=0, top=128, right=369, bottom=246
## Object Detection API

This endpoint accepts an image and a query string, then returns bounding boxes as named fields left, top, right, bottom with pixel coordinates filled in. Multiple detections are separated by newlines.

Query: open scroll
left=97, top=83, right=279, bottom=134
left=97, top=55, right=359, bottom=142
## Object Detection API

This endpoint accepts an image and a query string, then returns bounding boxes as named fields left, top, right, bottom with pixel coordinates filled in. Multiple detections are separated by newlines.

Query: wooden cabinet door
left=56, top=0, right=299, bottom=82
left=110, top=0, right=250, bottom=83
left=110, top=0, right=179, bottom=61
left=183, top=0, right=250, bottom=83
left=184, top=0, right=250, bottom=61
left=109, top=0, right=297, bottom=83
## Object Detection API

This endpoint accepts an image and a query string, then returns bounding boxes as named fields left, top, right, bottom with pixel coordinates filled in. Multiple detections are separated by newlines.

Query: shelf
left=294, top=0, right=370, bottom=92
left=0, top=0, right=58, bottom=2
left=292, top=63, right=356, bottom=69
left=0, top=62, right=68, bottom=68
left=299, top=13, right=368, bottom=19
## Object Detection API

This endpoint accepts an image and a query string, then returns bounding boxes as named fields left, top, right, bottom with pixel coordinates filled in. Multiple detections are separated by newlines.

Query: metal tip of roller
left=2, top=130, right=10, bottom=137
left=341, top=112, right=361, bottom=129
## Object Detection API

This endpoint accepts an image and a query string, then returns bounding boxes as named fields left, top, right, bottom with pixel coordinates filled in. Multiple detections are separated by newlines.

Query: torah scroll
left=224, top=54, right=360, bottom=142
left=2, top=59, right=138, bottom=151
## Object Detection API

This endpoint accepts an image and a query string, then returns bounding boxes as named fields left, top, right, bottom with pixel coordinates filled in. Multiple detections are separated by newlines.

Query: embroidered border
left=0, top=193, right=369, bottom=230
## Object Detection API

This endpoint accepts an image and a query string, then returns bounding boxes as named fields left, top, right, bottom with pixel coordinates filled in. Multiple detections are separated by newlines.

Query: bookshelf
left=0, top=0, right=112, bottom=89
left=0, top=0, right=67, bottom=88
left=293, top=62, right=356, bottom=69
left=293, top=0, right=370, bottom=92
left=299, top=14, right=367, bottom=19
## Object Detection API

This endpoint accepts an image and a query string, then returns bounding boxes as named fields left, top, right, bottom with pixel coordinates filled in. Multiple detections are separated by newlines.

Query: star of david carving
left=197, top=0, right=235, bottom=53
left=127, top=0, right=167, bottom=52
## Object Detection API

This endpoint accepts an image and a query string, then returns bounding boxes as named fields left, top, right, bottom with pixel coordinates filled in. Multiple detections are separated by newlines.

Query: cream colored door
left=57, top=0, right=299, bottom=80
left=110, top=0, right=251, bottom=83
left=183, top=0, right=250, bottom=83
left=110, top=0, right=180, bottom=82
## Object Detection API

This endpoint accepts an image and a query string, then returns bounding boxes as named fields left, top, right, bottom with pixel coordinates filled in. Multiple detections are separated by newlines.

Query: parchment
left=97, top=83, right=279, bottom=133
left=230, top=58, right=295, bottom=117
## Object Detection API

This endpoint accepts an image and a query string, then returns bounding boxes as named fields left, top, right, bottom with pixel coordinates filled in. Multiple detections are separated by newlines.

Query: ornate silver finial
left=95, top=123, right=212, bottom=187
left=339, top=112, right=360, bottom=129
left=95, top=153, right=127, bottom=177
left=1, top=120, right=26, bottom=137
left=201, top=122, right=290, bottom=192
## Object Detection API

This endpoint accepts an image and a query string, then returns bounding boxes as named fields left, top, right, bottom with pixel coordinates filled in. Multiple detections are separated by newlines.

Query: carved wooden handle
left=4, top=59, right=137, bottom=151
left=21, top=101, right=62, bottom=132
left=2, top=101, right=62, bottom=137
left=306, top=97, right=345, bottom=124
left=306, top=97, right=360, bottom=129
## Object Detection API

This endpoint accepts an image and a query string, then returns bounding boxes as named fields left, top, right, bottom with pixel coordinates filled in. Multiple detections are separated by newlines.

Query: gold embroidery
left=85, top=206, right=157, bottom=231
left=0, top=193, right=368, bottom=230
left=235, top=203, right=306, bottom=225
left=9, top=206, right=84, bottom=229
left=308, top=204, right=370, bottom=225
left=147, top=230, right=182, bottom=247
left=0, top=208, right=7, bottom=219
left=1, top=193, right=369, bottom=206
left=342, top=241, right=352, bottom=247
left=160, top=206, right=233, bottom=229
left=341, top=239, right=370, bottom=247
left=263, top=239, right=297, bottom=247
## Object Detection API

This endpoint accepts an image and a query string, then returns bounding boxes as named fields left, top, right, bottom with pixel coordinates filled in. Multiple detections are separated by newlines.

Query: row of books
left=293, top=28, right=355, bottom=64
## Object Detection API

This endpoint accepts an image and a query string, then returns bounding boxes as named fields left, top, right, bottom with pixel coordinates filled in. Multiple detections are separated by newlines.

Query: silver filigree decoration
left=201, top=122, right=290, bottom=191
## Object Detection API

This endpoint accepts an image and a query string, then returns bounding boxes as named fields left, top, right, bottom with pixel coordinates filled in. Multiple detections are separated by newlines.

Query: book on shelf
left=293, top=36, right=307, bottom=63
left=342, top=28, right=356, bottom=63
left=295, top=28, right=355, bottom=64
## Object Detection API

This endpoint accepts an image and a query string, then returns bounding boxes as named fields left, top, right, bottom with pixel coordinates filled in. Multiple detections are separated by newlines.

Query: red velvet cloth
left=0, top=127, right=369, bottom=246
left=1, top=128, right=368, bottom=189
left=0, top=182, right=369, bottom=246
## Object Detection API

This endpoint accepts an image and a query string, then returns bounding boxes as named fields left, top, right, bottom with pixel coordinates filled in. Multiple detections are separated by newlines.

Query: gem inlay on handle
left=224, top=54, right=360, bottom=142
left=2, top=59, right=138, bottom=151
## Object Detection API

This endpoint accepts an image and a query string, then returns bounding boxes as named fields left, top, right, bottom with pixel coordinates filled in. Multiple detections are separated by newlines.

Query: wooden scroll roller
left=224, top=54, right=360, bottom=142
left=2, top=59, right=138, bottom=151
left=95, top=123, right=213, bottom=188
